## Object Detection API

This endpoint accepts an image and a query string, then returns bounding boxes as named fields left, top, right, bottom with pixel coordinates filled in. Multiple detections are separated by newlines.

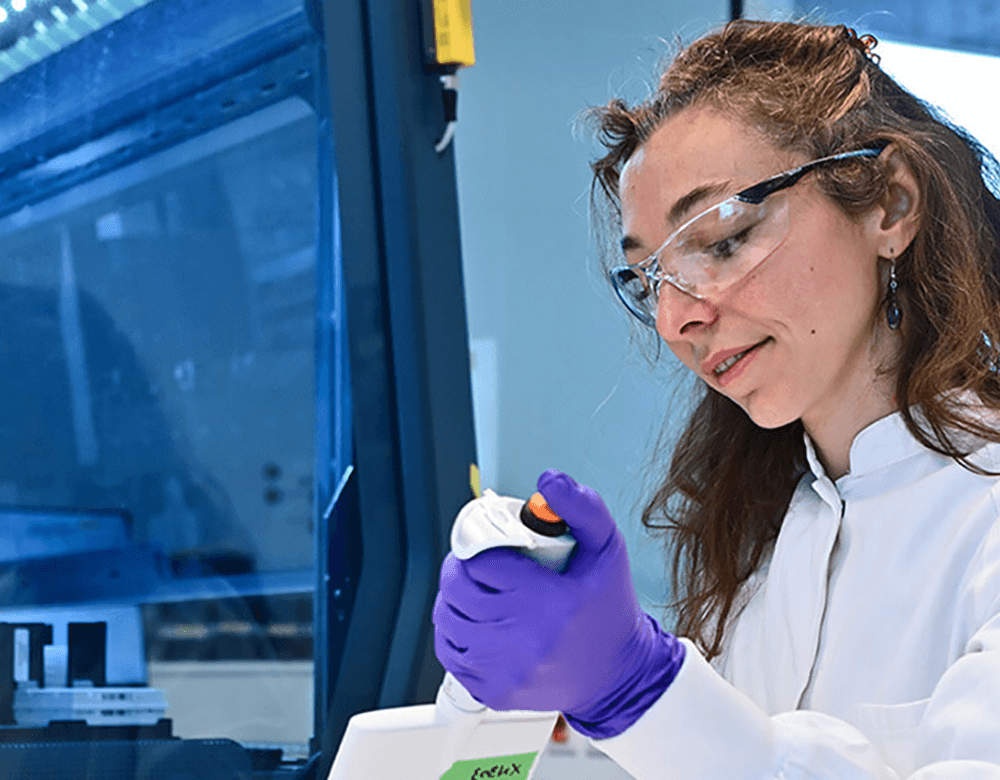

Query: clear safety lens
left=611, top=192, right=791, bottom=325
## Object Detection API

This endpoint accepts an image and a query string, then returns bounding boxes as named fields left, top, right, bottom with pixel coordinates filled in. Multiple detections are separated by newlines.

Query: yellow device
left=469, top=463, right=482, bottom=499
left=425, top=0, right=475, bottom=70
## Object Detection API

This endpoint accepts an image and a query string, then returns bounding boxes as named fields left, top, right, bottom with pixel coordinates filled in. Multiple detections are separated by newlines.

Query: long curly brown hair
left=585, top=20, right=1000, bottom=660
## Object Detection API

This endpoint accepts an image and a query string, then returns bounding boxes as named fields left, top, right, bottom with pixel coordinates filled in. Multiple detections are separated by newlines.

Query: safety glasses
left=609, top=143, right=888, bottom=327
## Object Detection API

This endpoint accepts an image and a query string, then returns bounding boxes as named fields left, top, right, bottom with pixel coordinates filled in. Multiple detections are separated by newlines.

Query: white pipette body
left=434, top=489, right=576, bottom=778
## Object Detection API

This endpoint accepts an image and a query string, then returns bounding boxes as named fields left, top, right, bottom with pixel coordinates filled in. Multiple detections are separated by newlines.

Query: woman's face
left=619, top=107, right=898, bottom=431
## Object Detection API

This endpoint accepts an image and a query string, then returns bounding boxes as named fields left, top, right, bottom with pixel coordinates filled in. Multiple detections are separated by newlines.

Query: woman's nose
left=655, top=280, right=719, bottom=338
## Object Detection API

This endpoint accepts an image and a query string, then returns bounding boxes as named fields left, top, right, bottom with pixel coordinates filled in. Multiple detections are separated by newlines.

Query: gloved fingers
left=461, top=545, right=560, bottom=591
left=433, top=592, right=475, bottom=673
left=537, top=469, right=618, bottom=559
left=439, top=553, right=524, bottom=622
left=432, top=590, right=468, bottom=646
left=446, top=667, right=487, bottom=700
left=432, top=590, right=517, bottom=654
left=433, top=612, right=524, bottom=693
left=437, top=648, right=527, bottom=713
left=434, top=622, right=474, bottom=674
left=436, top=586, right=516, bottom=626
left=442, top=665, right=508, bottom=711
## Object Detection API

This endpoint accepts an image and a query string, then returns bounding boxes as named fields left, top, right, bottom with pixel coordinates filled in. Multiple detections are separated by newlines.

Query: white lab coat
left=593, top=411, right=1000, bottom=779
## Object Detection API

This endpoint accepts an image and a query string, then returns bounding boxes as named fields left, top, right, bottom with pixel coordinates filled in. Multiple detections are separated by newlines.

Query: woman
left=434, top=20, right=1000, bottom=779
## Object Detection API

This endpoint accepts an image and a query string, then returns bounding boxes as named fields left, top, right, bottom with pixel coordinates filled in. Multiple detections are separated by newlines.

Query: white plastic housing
left=451, top=489, right=575, bottom=572
left=328, top=704, right=558, bottom=780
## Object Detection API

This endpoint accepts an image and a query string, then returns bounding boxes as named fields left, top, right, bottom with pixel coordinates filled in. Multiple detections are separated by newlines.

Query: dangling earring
left=886, top=253, right=902, bottom=330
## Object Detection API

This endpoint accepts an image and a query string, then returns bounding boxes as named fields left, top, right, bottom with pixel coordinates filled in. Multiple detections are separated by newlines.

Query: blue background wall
left=455, top=0, right=729, bottom=617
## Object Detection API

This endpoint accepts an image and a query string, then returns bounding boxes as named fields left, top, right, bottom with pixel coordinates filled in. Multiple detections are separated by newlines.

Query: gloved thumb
left=536, top=469, right=617, bottom=559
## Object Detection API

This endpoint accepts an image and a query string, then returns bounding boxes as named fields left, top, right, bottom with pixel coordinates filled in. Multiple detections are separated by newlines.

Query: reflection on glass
left=0, top=99, right=319, bottom=755
left=0, top=0, right=156, bottom=84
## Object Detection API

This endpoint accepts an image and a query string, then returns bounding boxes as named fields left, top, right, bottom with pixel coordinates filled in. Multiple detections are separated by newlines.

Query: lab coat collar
left=803, top=411, right=919, bottom=484
left=803, top=408, right=996, bottom=503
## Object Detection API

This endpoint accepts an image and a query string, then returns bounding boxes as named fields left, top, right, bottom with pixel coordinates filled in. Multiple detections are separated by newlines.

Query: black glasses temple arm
left=735, top=142, right=889, bottom=205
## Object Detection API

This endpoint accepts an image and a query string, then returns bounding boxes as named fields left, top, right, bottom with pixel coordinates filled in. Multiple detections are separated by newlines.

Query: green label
left=439, top=751, right=538, bottom=780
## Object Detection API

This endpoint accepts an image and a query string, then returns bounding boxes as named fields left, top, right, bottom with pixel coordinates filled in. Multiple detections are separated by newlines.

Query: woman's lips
left=706, top=338, right=771, bottom=387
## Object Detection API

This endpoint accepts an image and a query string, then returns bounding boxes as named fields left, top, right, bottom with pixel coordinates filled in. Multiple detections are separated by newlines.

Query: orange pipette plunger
left=519, top=492, right=569, bottom=537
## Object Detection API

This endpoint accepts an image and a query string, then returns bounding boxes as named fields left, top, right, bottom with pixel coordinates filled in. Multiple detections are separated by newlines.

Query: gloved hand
left=433, top=469, right=686, bottom=739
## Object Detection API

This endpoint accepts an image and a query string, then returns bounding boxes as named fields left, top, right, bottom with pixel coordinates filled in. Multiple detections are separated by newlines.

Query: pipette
left=434, top=488, right=576, bottom=779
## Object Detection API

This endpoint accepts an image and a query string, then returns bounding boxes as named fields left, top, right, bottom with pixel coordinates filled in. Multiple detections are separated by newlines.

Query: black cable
left=731, top=0, right=742, bottom=21
left=434, top=73, right=459, bottom=153
left=442, top=82, right=457, bottom=124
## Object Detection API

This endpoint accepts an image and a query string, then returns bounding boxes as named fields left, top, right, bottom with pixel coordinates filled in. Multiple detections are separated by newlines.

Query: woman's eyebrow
left=668, top=181, right=732, bottom=227
left=619, top=180, right=732, bottom=255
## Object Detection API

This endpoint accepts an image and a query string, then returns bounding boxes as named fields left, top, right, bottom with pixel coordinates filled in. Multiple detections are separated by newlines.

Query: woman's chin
left=741, top=396, right=801, bottom=430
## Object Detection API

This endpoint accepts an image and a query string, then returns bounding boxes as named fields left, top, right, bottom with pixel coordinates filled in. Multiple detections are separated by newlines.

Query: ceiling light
left=11, top=0, right=26, bottom=12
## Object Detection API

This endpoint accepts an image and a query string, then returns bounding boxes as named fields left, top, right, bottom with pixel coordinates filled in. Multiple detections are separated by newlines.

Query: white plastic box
left=328, top=703, right=558, bottom=780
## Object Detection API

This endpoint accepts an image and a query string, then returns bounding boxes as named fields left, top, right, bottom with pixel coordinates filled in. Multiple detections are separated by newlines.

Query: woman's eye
left=618, top=267, right=654, bottom=301
left=634, top=285, right=653, bottom=302
left=708, top=225, right=753, bottom=261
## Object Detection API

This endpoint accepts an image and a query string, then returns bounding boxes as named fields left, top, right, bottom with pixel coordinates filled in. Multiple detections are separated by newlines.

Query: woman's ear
left=869, top=145, right=921, bottom=257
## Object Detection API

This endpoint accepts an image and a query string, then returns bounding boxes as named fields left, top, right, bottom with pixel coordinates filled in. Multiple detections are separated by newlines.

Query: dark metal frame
left=314, top=0, right=477, bottom=773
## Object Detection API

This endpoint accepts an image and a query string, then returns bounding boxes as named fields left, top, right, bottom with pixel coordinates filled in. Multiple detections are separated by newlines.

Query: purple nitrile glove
left=433, top=469, right=685, bottom=739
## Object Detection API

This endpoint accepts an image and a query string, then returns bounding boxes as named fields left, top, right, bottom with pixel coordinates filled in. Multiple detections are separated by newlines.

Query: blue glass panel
left=0, top=97, right=318, bottom=578
left=0, top=95, right=322, bottom=757
left=0, top=0, right=363, bottom=767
